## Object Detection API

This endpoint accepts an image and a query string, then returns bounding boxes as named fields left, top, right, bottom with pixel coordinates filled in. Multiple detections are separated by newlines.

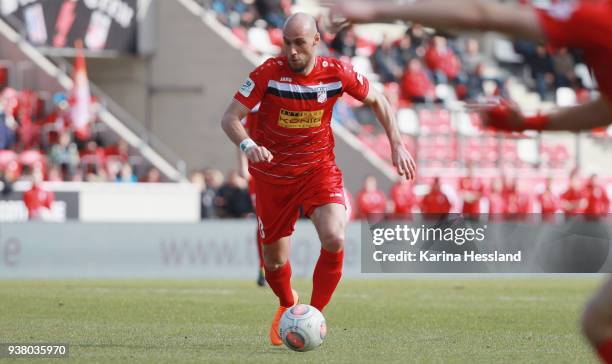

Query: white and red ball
left=279, top=304, right=327, bottom=352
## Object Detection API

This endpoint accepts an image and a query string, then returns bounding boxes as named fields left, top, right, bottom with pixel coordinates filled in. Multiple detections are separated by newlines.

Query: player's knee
left=320, top=229, right=345, bottom=253
left=263, top=255, right=287, bottom=271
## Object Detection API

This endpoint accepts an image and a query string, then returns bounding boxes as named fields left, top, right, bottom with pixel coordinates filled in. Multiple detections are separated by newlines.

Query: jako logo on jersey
left=316, top=86, right=328, bottom=103
left=278, top=109, right=324, bottom=128
left=239, top=77, right=255, bottom=97
left=280, top=77, right=292, bottom=82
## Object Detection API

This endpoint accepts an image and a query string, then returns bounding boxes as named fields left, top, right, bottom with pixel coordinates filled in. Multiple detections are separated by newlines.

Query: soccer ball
left=279, top=304, right=327, bottom=352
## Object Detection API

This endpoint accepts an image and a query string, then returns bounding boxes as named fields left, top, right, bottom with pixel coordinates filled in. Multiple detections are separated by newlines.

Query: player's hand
left=392, top=143, right=416, bottom=181
left=330, top=0, right=377, bottom=24
left=245, top=146, right=273, bottom=163
left=480, top=100, right=527, bottom=132
left=322, top=8, right=351, bottom=34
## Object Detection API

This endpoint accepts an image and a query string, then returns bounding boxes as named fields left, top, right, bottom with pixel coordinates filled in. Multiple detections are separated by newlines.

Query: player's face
left=282, top=34, right=319, bottom=73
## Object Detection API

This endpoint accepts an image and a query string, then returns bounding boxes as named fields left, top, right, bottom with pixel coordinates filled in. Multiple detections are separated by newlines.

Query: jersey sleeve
left=233, top=60, right=273, bottom=110
left=339, top=62, right=370, bottom=102
left=536, top=1, right=612, bottom=50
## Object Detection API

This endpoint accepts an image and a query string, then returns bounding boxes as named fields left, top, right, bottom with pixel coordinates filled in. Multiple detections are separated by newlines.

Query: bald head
left=281, top=12, right=320, bottom=74
left=283, top=12, right=318, bottom=39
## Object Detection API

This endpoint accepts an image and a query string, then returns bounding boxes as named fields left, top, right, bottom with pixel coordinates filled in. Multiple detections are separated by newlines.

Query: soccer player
left=221, top=12, right=415, bottom=346
left=333, top=0, right=612, bottom=362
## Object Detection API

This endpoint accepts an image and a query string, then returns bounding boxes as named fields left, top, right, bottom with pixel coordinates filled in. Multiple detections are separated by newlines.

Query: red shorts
left=253, top=165, right=345, bottom=244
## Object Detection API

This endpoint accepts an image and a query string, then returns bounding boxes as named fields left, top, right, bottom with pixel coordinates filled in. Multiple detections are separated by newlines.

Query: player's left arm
left=361, top=87, right=416, bottom=180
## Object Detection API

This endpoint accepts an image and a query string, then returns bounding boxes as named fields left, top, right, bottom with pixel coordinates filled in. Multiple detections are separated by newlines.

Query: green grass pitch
left=0, top=278, right=605, bottom=363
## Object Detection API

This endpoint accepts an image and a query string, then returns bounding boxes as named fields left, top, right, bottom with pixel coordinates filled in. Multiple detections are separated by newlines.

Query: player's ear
left=313, top=32, right=320, bottom=47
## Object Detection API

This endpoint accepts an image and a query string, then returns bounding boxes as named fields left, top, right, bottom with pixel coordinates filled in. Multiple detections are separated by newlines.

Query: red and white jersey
left=234, top=56, right=369, bottom=184
left=537, top=0, right=612, bottom=101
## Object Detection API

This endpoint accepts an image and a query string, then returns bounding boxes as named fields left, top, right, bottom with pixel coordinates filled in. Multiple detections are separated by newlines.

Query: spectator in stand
left=461, top=39, right=486, bottom=99
left=372, top=35, right=404, bottom=83
left=204, top=168, right=224, bottom=217
left=529, top=45, right=555, bottom=100
left=503, top=178, right=531, bottom=219
left=400, top=58, right=436, bottom=104
left=80, top=140, right=106, bottom=175
left=0, top=102, right=16, bottom=149
left=0, top=162, right=19, bottom=197
left=424, top=35, right=461, bottom=84
left=459, top=169, right=484, bottom=218
left=394, top=31, right=420, bottom=69
left=47, top=165, right=63, bottom=182
left=537, top=177, right=560, bottom=221
left=407, top=23, right=428, bottom=49
left=23, top=168, right=54, bottom=221
left=390, top=178, right=416, bottom=219
left=420, top=177, right=451, bottom=215
left=105, top=139, right=130, bottom=164
left=85, top=165, right=109, bottom=182
left=487, top=177, right=506, bottom=217
left=116, top=163, right=137, bottom=183
left=552, top=47, right=576, bottom=89
left=215, top=170, right=253, bottom=218
left=560, top=169, right=587, bottom=216
left=190, top=170, right=214, bottom=220
left=584, top=174, right=610, bottom=218
left=254, top=0, right=287, bottom=29
left=142, top=167, right=162, bottom=183
left=356, top=175, right=387, bottom=219
left=330, top=27, right=357, bottom=58
left=49, top=131, right=80, bottom=180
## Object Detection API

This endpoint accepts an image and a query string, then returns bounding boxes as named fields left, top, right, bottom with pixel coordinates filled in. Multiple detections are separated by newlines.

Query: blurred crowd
left=188, top=167, right=611, bottom=221
left=0, top=82, right=163, bottom=193
left=352, top=170, right=610, bottom=221
left=190, top=168, right=254, bottom=219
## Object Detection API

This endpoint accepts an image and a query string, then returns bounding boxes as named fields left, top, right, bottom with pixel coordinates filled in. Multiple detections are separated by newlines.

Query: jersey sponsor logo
left=278, top=109, right=324, bottom=128
left=239, top=77, right=255, bottom=97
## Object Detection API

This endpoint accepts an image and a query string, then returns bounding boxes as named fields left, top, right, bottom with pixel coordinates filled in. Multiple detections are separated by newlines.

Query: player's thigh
left=254, top=178, right=301, bottom=245
left=310, top=203, right=348, bottom=251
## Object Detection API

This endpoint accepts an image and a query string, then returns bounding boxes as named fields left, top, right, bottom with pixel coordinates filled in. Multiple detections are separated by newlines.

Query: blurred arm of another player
left=221, top=100, right=273, bottom=163
left=361, top=87, right=416, bottom=180
left=333, top=0, right=612, bottom=132
left=331, top=0, right=544, bottom=42
left=482, top=98, right=612, bottom=133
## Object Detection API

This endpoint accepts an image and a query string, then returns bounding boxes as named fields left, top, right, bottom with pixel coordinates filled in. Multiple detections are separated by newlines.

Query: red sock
left=264, top=261, right=294, bottom=307
left=598, top=338, right=612, bottom=364
left=256, top=234, right=264, bottom=269
left=310, top=248, right=344, bottom=312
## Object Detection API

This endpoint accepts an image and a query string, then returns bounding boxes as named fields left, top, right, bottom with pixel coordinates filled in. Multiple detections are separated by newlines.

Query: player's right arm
left=221, top=62, right=274, bottom=163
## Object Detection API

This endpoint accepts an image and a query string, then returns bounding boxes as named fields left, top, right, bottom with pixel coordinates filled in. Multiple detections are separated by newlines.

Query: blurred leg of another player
left=583, top=277, right=612, bottom=364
